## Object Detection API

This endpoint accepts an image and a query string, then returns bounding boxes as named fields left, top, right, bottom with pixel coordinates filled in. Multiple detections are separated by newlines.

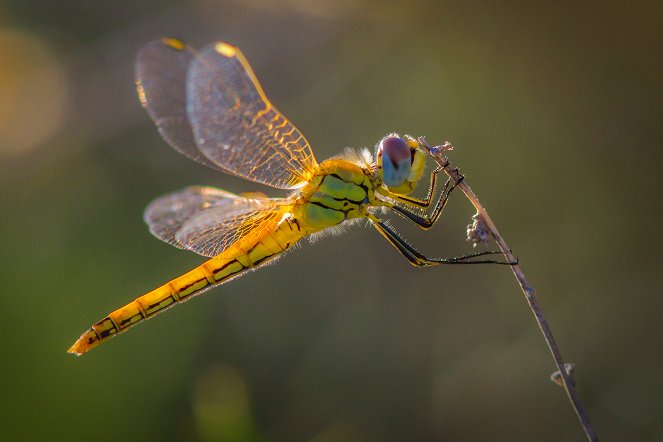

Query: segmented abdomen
left=68, top=216, right=305, bottom=355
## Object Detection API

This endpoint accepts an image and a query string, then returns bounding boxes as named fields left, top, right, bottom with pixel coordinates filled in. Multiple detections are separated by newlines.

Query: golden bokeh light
left=0, top=28, right=69, bottom=156
left=192, top=0, right=360, bottom=21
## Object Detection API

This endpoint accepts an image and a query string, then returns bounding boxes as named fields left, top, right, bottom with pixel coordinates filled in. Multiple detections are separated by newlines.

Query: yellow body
left=67, top=37, right=459, bottom=356
left=69, top=159, right=380, bottom=355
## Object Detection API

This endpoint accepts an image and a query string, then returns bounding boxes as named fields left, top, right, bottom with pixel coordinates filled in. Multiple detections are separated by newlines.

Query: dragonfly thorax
left=294, top=158, right=378, bottom=233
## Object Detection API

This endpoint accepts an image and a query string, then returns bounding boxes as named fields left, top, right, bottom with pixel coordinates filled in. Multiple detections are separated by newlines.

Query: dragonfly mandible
left=68, top=38, right=506, bottom=355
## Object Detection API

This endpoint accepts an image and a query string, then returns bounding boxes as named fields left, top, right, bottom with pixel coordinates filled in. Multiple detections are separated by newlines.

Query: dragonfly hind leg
left=368, top=215, right=516, bottom=267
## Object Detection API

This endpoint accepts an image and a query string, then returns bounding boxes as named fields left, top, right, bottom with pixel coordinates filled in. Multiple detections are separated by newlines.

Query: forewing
left=144, top=186, right=282, bottom=257
left=135, top=38, right=223, bottom=170
left=186, top=42, right=318, bottom=189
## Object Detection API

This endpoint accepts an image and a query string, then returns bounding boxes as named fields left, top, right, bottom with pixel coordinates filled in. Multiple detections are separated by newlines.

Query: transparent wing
left=135, top=38, right=223, bottom=170
left=144, top=186, right=286, bottom=257
left=186, top=41, right=318, bottom=189
left=176, top=206, right=284, bottom=258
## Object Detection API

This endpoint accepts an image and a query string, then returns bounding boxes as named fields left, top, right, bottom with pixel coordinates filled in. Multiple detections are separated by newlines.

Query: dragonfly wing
left=176, top=206, right=284, bottom=258
left=144, top=186, right=284, bottom=257
left=135, top=38, right=223, bottom=170
left=187, top=41, right=318, bottom=189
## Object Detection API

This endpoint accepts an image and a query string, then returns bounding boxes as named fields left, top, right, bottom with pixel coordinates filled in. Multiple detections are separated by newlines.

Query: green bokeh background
left=1, top=1, right=661, bottom=440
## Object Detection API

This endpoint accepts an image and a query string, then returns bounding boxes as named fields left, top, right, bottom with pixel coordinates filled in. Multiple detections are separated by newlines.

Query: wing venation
left=144, top=186, right=286, bottom=257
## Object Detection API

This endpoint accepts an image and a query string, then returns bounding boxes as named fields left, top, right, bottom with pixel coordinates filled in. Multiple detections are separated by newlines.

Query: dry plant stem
left=420, top=138, right=598, bottom=442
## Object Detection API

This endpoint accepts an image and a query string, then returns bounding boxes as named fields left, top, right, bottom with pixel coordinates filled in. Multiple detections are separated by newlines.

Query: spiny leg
left=368, top=215, right=516, bottom=267
left=389, top=173, right=460, bottom=230
left=391, top=165, right=444, bottom=208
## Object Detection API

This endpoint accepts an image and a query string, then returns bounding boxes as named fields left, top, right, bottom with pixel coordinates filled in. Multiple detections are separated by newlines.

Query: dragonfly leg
left=390, top=165, right=444, bottom=208
left=388, top=172, right=461, bottom=230
left=369, top=215, right=516, bottom=267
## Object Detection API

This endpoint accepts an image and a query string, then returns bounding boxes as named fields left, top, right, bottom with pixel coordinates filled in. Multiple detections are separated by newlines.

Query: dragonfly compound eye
left=379, top=135, right=412, bottom=188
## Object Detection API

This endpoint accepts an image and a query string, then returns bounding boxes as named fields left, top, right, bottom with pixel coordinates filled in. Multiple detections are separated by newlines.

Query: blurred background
left=1, top=0, right=661, bottom=440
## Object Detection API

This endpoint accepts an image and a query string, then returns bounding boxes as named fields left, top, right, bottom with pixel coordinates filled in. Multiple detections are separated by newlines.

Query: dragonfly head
left=376, top=134, right=426, bottom=195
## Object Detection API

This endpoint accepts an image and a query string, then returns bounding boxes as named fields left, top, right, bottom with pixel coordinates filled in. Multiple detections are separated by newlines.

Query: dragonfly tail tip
left=66, top=342, right=82, bottom=355
left=67, top=328, right=99, bottom=356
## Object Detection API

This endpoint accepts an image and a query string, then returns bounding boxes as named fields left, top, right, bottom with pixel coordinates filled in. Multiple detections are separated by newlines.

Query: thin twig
left=418, top=137, right=598, bottom=442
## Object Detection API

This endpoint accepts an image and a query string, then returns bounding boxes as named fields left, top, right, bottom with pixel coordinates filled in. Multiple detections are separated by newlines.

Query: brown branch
left=418, top=137, right=598, bottom=442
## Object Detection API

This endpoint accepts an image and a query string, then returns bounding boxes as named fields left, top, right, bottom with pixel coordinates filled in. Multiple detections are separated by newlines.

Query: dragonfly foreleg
left=369, top=215, right=516, bottom=267
left=390, top=165, right=443, bottom=208
left=389, top=173, right=460, bottom=230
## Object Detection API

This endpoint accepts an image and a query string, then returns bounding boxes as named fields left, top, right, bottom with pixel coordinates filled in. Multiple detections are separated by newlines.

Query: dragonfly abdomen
left=68, top=215, right=306, bottom=355
left=67, top=265, right=217, bottom=355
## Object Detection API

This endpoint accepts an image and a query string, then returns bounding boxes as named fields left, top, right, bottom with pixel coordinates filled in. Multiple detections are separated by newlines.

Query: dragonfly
left=68, top=37, right=510, bottom=356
